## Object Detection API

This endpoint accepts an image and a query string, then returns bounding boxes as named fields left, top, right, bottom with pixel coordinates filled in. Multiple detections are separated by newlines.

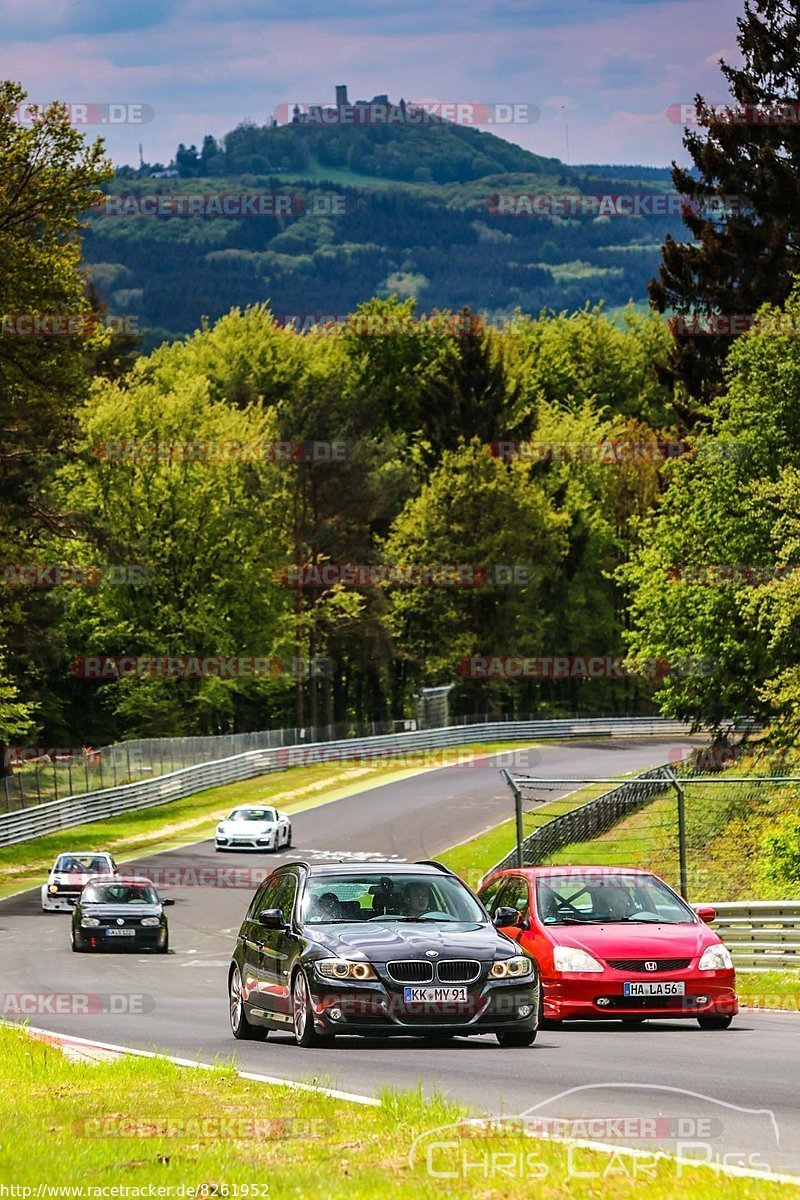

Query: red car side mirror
left=694, top=905, right=717, bottom=924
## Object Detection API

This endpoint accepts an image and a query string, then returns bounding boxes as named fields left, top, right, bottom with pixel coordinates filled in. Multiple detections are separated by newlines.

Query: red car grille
left=605, top=958, right=692, bottom=972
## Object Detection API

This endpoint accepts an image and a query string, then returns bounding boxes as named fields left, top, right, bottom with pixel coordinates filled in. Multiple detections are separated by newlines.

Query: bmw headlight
left=81, top=917, right=100, bottom=928
left=490, top=955, right=533, bottom=979
left=553, top=946, right=604, bottom=973
left=141, top=916, right=161, bottom=927
left=315, top=959, right=377, bottom=981
left=698, top=944, right=734, bottom=971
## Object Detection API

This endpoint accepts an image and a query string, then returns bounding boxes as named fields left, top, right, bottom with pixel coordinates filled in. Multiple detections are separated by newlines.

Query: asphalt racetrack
left=2, top=737, right=798, bottom=1176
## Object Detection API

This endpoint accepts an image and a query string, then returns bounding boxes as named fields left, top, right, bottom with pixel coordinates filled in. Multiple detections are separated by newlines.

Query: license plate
left=623, top=980, right=685, bottom=997
left=403, top=986, right=468, bottom=1003
left=105, top=928, right=136, bottom=937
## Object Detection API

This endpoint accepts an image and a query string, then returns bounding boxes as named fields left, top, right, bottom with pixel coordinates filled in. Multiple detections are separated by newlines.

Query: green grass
left=0, top=1024, right=795, bottom=1196
left=439, top=776, right=638, bottom=889
left=735, top=970, right=800, bottom=1010
left=0, top=740, right=536, bottom=900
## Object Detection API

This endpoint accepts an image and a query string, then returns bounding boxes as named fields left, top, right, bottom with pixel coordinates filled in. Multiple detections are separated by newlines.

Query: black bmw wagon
left=228, top=860, right=539, bottom=1047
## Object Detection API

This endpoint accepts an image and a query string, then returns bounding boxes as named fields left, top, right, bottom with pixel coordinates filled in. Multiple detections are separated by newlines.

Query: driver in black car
left=402, top=881, right=434, bottom=917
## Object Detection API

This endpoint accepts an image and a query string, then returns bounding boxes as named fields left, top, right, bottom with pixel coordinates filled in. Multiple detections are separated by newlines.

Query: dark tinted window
left=272, top=875, right=297, bottom=922
left=497, top=876, right=530, bottom=921
left=246, top=875, right=280, bottom=920
left=479, top=876, right=508, bottom=916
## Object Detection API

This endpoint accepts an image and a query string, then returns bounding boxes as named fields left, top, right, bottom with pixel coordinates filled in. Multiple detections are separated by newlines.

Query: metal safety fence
left=0, top=716, right=693, bottom=847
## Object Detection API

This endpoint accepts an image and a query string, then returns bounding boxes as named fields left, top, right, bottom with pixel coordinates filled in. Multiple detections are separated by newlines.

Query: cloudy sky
left=1, top=0, right=741, bottom=168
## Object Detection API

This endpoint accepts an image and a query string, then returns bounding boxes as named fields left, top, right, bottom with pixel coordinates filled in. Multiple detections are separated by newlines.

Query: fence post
left=501, top=769, right=525, bottom=868
left=666, top=768, right=689, bottom=900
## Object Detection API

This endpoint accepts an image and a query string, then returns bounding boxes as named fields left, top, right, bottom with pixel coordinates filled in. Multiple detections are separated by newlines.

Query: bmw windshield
left=301, top=873, right=486, bottom=924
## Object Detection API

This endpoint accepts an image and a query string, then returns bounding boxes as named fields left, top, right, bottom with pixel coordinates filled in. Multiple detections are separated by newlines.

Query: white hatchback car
left=41, top=851, right=119, bottom=912
left=215, top=806, right=292, bottom=852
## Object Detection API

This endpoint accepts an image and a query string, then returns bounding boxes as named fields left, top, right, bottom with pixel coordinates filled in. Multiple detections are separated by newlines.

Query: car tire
left=697, top=1015, right=734, bottom=1030
left=229, top=964, right=268, bottom=1040
left=158, top=937, right=170, bottom=955
left=496, top=1028, right=537, bottom=1047
left=292, top=969, right=324, bottom=1048
left=286, top=827, right=293, bottom=848
left=71, top=931, right=86, bottom=953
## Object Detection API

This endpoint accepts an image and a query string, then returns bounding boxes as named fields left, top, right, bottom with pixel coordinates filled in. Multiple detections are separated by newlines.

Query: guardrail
left=0, top=716, right=693, bottom=847
left=710, top=901, right=800, bottom=968
left=492, top=764, right=674, bottom=871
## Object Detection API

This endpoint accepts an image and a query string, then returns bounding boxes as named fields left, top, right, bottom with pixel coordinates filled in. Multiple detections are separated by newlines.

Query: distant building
left=292, top=86, right=411, bottom=126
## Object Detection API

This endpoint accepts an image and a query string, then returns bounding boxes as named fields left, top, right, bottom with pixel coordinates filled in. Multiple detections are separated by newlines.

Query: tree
left=649, top=0, right=800, bottom=417
left=0, top=83, right=111, bottom=737
left=622, top=287, right=800, bottom=728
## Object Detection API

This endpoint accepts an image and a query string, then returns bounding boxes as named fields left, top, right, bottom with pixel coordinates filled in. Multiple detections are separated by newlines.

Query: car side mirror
left=694, top=905, right=717, bottom=924
left=259, top=908, right=287, bottom=929
left=67, top=897, right=79, bottom=906
left=493, top=906, right=519, bottom=927
left=161, top=897, right=175, bottom=906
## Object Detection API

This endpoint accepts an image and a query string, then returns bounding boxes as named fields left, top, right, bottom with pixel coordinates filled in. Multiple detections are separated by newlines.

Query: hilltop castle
left=291, top=85, right=412, bottom=125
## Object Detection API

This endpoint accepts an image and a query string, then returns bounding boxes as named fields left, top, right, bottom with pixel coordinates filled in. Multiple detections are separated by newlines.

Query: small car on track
left=41, top=851, right=119, bottom=912
left=70, top=875, right=174, bottom=953
left=228, top=860, right=539, bottom=1047
left=478, top=865, right=737, bottom=1029
left=215, top=805, right=292, bottom=852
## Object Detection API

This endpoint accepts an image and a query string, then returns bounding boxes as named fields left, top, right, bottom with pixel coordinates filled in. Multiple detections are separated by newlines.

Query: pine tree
left=649, top=0, right=800, bottom=421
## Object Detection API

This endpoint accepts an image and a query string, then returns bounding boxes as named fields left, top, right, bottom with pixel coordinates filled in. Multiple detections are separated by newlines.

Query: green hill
left=85, top=112, right=682, bottom=346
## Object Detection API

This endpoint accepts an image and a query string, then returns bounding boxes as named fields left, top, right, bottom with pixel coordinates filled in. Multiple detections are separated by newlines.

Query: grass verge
left=735, top=970, right=800, bottom=1010
left=0, top=1024, right=795, bottom=1196
left=0, top=740, right=536, bottom=901
left=439, top=775, right=635, bottom=888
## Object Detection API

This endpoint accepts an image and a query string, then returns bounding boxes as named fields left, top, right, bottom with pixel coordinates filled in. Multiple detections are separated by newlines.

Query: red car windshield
left=536, top=873, right=695, bottom=925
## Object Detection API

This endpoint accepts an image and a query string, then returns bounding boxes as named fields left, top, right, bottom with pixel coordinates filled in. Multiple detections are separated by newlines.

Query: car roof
left=289, top=861, right=452, bottom=878
left=55, top=851, right=113, bottom=858
left=485, top=865, right=653, bottom=879
left=83, top=875, right=156, bottom=886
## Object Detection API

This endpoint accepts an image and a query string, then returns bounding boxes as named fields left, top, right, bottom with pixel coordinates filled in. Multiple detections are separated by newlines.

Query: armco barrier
left=710, top=901, right=800, bottom=968
left=0, top=717, right=692, bottom=847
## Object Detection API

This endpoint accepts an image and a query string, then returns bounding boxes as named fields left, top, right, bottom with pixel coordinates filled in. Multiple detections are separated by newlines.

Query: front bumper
left=42, top=887, right=81, bottom=912
left=216, top=834, right=277, bottom=850
left=306, top=970, right=539, bottom=1037
left=542, top=970, right=738, bottom=1021
left=74, top=925, right=168, bottom=950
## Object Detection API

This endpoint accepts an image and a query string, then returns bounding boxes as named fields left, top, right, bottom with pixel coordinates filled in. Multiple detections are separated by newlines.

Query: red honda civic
left=478, top=866, right=738, bottom=1029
